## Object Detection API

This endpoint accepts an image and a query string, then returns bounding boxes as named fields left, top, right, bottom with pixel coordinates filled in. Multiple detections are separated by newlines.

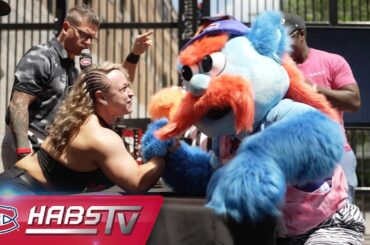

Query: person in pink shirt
left=284, top=13, right=361, bottom=203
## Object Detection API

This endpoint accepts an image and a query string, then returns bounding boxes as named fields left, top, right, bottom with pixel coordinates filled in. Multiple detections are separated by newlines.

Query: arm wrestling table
left=100, top=182, right=277, bottom=245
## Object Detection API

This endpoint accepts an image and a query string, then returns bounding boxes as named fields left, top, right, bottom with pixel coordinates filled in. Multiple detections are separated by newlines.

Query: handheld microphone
left=79, top=49, right=92, bottom=70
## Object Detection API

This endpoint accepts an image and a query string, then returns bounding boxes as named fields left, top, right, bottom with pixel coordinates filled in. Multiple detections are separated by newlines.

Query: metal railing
left=0, top=0, right=179, bottom=148
left=346, top=126, right=370, bottom=235
left=346, top=126, right=370, bottom=188
left=201, top=0, right=370, bottom=25
left=0, top=0, right=179, bottom=121
left=281, top=0, right=370, bottom=25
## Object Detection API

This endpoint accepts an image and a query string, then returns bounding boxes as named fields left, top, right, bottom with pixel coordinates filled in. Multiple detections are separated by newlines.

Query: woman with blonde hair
left=0, top=62, right=166, bottom=194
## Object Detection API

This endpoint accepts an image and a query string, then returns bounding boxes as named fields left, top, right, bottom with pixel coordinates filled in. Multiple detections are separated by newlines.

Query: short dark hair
left=65, top=4, right=100, bottom=27
left=283, top=13, right=306, bottom=34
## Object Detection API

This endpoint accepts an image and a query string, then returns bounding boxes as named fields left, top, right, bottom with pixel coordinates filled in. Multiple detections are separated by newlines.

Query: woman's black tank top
left=37, top=148, right=103, bottom=193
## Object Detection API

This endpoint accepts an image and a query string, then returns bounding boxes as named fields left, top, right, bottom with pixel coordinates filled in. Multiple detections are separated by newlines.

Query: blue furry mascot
left=141, top=11, right=364, bottom=243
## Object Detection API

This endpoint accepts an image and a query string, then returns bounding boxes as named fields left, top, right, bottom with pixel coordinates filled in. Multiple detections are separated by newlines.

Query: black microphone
left=79, top=49, right=92, bottom=70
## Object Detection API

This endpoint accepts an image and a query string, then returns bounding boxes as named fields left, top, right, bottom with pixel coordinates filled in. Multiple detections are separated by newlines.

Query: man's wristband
left=16, top=147, right=32, bottom=155
left=125, top=52, right=140, bottom=64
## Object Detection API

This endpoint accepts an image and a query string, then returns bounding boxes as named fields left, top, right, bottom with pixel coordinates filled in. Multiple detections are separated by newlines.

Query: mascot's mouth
left=205, top=107, right=231, bottom=120
left=155, top=74, right=255, bottom=140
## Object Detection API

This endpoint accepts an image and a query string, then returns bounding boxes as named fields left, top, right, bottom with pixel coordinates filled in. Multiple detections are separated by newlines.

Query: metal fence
left=2, top=0, right=370, bottom=125
left=201, top=0, right=370, bottom=25
left=347, top=126, right=370, bottom=187
left=0, top=0, right=179, bottom=126
left=86, top=0, right=179, bottom=119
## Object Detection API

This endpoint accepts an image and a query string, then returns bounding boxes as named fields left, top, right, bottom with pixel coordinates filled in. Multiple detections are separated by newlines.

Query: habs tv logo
left=0, top=196, right=163, bottom=245
left=25, top=205, right=141, bottom=235
left=0, top=205, right=19, bottom=234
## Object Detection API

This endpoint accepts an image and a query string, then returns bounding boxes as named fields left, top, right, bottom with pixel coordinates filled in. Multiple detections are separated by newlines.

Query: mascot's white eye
left=201, top=52, right=226, bottom=77
left=181, top=64, right=199, bottom=81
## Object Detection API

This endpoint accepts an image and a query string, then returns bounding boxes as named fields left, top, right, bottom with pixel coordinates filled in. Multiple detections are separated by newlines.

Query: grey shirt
left=6, top=37, right=78, bottom=137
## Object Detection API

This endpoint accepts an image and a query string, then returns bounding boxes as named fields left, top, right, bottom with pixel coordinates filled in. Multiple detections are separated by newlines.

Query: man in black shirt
left=1, top=5, right=152, bottom=169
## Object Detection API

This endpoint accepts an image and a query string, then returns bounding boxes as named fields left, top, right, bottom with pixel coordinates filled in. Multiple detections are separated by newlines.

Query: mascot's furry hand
left=140, top=118, right=174, bottom=162
left=163, top=141, right=212, bottom=195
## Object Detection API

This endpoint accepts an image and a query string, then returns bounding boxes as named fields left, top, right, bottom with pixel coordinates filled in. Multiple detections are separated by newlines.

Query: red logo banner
left=0, top=195, right=163, bottom=245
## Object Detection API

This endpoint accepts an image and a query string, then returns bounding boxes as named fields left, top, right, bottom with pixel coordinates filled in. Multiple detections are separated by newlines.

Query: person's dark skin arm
left=316, top=83, right=361, bottom=112
left=122, top=31, right=153, bottom=82
left=305, top=76, right=361, bottom=112
left=8, top=91, right=36, bottom=149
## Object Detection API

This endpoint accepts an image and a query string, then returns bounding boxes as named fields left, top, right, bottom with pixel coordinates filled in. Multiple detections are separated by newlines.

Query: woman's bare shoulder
left=79, top=116, right=125, bottom=152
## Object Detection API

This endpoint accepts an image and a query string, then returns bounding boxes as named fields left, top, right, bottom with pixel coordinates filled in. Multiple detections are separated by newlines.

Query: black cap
left=0, top=0, right=10, bottom=16
left=283, top=13, right=306, bottom=34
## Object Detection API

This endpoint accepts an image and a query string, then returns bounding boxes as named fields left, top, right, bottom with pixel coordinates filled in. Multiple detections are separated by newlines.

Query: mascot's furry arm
left=206, top=110, right=343, bottom=222
left=142, top=87, right=213, bottom=195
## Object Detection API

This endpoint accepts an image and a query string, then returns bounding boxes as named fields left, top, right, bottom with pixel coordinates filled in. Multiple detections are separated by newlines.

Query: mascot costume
left=141, top=11, right=364, bottom=243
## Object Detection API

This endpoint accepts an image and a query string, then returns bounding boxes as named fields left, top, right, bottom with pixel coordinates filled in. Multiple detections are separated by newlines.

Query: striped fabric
left=182, top=126, right=211, bottom=151
left=277, top=203, right=365, bottom=245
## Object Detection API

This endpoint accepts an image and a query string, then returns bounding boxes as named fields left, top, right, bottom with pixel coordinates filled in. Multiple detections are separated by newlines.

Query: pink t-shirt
left=297, top=48, right=357, bottom=151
